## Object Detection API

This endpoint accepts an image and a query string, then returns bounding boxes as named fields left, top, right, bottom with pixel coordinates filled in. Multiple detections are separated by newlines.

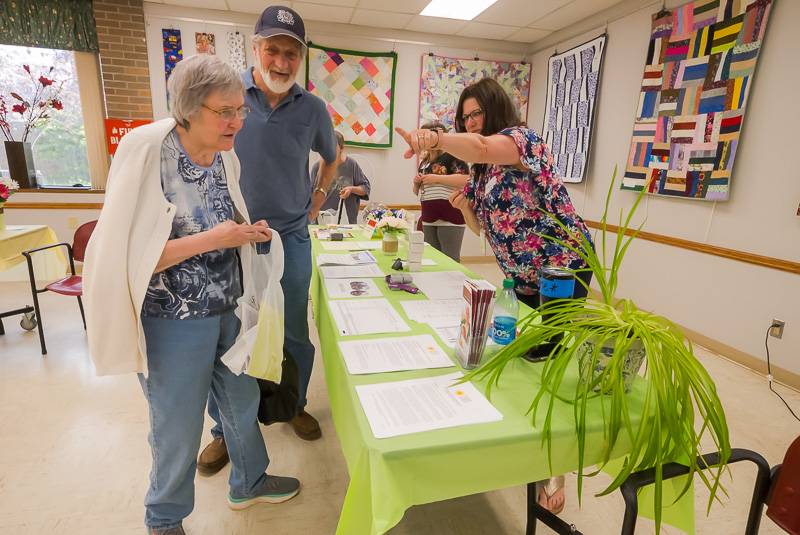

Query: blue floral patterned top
left=464, top=126, right=592, bottom=295
left=141, top=129, right=242, bottom=319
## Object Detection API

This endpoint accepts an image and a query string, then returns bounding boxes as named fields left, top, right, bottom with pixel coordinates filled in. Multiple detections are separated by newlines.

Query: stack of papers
left=338, top=335, right=454, bottom=374
left=326, top=278, right=383, bottom=299
left=316, top=251, right=376, bottom=266
left=314, top=228, right=354, bottom=240
left=454, top=279, right=497, bottom=369
left=412, top=271, right=468, bottom=300
left=328, top=298, right=410, bottom=336
left=355, top=372, right=503, bottom=438
left=400, top=299, right=463, bottom=328
left=320, top=241, right=381, bottom=251
left=319, top=264, right=384, bottom=279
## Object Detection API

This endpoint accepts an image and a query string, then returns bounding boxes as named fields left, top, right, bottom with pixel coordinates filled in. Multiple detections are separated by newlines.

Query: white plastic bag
left=222, top=231, right=284, bottom=382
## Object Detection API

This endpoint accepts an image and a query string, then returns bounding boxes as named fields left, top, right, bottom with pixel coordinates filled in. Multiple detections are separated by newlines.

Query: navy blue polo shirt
left=235, top=68, right=337, bottom=235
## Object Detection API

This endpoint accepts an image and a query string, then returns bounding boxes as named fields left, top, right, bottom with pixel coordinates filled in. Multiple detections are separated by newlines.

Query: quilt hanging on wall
left=419, top=54, right=531, bottom=132
left=226, top=31, right=246, bottom=73
left=305, top=43, right=397, bottom=148
left=542, top=34, right=607, bottom=183
left=622, top=0, right=773, bottom=200
left=162, top=29, right=183, bottom=83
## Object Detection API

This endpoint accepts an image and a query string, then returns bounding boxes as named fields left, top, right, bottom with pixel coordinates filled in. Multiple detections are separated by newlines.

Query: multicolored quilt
left=419, top=54, right=531, bottom=132
left=306, top=43, right=397, bottom=148
left=622, top=0, right=773, bottom=200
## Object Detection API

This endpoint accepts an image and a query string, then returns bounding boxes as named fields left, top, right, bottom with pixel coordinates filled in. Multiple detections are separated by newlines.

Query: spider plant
left=464, top=167, right=731, bottom=531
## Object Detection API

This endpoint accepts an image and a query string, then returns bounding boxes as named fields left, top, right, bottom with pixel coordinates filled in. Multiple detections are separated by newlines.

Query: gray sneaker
left=147, top=526, right=185, bottom=535
left=227, top=475, right=300, bottom=510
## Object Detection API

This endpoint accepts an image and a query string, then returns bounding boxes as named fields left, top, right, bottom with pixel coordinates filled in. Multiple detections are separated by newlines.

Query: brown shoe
left=197, top=436, right=229, bottom=475
left=290, top=410, right=322, bottom=441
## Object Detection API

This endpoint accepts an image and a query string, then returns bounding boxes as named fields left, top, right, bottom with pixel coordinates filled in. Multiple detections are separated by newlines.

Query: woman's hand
left=449, top=190, right=470, bottom=211
left=420, top=174, right=440, bottom=187
left=209, top=220, right=271, bottom=249
left=395, top=127, right=440, bottom=159
left=449, top=190, right=482, bottom=236
left=339, top=186, right=355, bottom=199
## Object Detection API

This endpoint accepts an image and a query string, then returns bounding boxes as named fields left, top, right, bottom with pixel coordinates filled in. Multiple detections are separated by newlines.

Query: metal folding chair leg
left=526, top=482, right=584, bottom=535
left=77, top=295, right=86, bottom=329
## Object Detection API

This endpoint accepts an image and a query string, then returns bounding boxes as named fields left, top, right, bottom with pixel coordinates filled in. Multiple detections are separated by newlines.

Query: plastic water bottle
left=491, top=279, right=519, bottom=345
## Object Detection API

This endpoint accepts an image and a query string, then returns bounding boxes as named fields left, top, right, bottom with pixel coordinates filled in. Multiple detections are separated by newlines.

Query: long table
left=308, top=226, right=692, bottom=535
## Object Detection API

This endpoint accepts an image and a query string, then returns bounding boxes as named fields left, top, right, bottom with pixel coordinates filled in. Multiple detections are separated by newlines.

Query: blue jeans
left=139, top=311, right=269, bottom=529
left=209, top=228, right=314, bottom=438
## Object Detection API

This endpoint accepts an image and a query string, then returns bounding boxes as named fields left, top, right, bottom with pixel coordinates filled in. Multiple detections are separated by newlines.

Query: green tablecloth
left=308, top=226, right=693, bottom=535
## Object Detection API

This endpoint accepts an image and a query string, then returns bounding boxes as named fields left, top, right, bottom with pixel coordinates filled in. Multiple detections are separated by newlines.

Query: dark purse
left=256, top=348, right=299, bottom=425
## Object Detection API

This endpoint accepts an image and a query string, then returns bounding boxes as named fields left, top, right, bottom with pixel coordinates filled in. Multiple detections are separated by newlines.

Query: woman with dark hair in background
left=396, top=77, right=594, bottom=515
left=412, top=121, right=470, bottom=262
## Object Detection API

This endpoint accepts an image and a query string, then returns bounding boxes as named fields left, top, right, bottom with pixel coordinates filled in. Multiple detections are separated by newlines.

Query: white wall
left=142, top=3, right=529, bottom=257
left=526, top=0, right=799, bottom=375
left=4, top=192, right=102, bottom=241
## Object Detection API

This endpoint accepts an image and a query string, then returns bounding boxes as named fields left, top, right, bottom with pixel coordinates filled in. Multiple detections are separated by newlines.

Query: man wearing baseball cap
left=199, top=5, right=337, bottom=474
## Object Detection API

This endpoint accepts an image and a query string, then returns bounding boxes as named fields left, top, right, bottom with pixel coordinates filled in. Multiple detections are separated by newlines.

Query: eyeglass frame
left=202, top=104, right=250, bottom=122
left=461, top=108, right=484, bottom=124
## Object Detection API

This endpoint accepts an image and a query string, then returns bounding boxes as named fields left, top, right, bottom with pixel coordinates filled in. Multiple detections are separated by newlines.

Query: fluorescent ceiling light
left=420, top=0, right=499, bottom=21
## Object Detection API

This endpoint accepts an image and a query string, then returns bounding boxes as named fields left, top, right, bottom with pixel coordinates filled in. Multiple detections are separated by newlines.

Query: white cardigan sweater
left=84, top=118, right=258, bottom=376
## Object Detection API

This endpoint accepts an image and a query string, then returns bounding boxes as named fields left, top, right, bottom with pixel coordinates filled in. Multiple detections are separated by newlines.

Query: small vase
left=577, top=336, right=646, bottom=393
left=4, top=141, right=37, bottom=189
left=382, top=232, right=399, bottom=255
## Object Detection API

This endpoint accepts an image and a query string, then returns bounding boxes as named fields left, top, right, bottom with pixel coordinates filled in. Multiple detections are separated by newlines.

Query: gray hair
left=168, top=54, right=244, bottom=130
left=251, top=34, right=306, bottom=57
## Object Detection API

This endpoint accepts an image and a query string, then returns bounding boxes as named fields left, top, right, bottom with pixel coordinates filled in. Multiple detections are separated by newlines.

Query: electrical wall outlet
left=769, top=319, right=785, bottom=339
left=67, top=217, right=79, bottom=230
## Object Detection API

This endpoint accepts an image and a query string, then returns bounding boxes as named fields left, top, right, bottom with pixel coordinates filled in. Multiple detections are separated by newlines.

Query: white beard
left=255, top=55, right=295, bottom=94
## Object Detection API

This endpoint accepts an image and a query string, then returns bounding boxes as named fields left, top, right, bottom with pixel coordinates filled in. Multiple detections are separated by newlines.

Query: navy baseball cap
left=254, top=5, right=306, bottom=47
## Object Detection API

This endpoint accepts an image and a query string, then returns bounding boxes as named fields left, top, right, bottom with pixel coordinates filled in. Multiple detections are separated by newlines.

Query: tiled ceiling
left=150, top=0, right=625, bottom=44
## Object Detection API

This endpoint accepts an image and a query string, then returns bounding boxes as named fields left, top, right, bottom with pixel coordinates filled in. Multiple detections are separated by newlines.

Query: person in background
left=395, top=77, right=594, bottom=516
left=198, top=4, right=337, bottom=476
left=412, top=121, right=470, bottom=262
left=311, top=131, right=371, bottom=224
left=83, top=55, right=300, bottom=535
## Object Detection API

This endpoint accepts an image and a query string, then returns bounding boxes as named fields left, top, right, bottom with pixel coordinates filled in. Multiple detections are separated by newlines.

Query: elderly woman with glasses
left=83, top=55, right=300, bottom=535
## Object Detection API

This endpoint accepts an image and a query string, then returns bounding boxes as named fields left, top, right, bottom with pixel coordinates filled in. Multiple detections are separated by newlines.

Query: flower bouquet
left=376, top=216, right=409, bottom=255
left=360, top=202, right=406, bottom=238
left=0, top=175, right=20, bottom=229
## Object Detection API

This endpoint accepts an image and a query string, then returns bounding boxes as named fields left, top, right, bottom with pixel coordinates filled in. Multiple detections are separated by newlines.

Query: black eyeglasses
left=461, top=109, right=484, bottom=123
left=202, top=104, right=250, bottom=121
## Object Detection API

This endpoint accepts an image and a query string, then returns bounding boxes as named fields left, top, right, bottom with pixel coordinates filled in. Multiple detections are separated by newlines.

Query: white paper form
left=326, top=278, right=383, bottom=299
left=433, top=326, right=460, bottom=348
left=355, top=372, right=503, bottom=438
left=400, top=299, right=463, bottom=328
left=338, top=335, right=455, bottom=374
left=422, top=258, right=436, bottom=266
left=316, top=251, right=376, bottom=266
left=412, top=271, right=469, bottom=300
left=328, top=298, right=410, bottom=336
left=319, top=264, right=384, bottom=279
left=320, top=241, right=381, bottom=251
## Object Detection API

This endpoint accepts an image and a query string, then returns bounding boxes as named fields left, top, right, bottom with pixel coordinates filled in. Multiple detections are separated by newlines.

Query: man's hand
left=309, top=189, right=326, bottom=221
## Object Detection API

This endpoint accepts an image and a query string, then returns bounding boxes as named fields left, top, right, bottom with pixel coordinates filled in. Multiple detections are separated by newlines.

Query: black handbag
left=256, top=348, right=299, bottom=425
